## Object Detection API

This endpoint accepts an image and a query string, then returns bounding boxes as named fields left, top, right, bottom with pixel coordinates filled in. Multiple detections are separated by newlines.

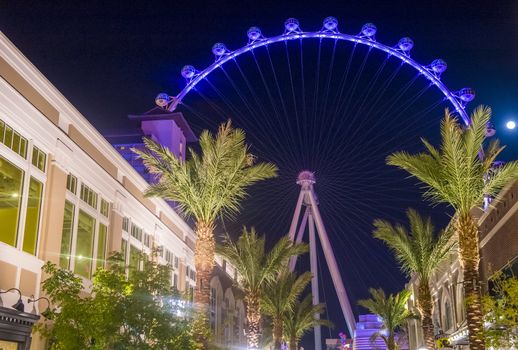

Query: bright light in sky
left=506, top=120, right=516, bottom=130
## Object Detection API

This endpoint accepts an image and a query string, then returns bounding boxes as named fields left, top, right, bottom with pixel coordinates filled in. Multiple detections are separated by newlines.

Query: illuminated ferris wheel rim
left=157, top=17, right=474, bottom=125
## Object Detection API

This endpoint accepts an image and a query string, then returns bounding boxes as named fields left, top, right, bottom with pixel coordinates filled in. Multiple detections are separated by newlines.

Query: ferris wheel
left=155, top=16, right=475, bottom=125
left=153, top=17, right=479, bottom=347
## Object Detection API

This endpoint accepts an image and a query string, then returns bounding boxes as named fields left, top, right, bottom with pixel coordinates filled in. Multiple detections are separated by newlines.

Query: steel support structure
left=288, top=171, right=356, bottom=348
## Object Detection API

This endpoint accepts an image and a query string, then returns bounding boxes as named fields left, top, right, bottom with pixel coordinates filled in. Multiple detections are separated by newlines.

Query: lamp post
left=0, top=288, right=25, bottom=312
left=28, top=295, right=51, bottom=318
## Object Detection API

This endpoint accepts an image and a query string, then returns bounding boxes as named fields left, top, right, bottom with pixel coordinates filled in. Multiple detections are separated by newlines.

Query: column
left=38, top=158, right=67, bottom=264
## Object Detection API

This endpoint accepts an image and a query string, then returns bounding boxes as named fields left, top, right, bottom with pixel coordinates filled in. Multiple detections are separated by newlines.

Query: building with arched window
left=406, top=181, right=518, bottom=349
left=0, top=32, right=247, bottom=349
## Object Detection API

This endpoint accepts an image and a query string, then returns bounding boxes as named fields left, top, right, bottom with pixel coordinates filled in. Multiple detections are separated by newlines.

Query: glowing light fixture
left=506, top=120, right=516, bottom=130
left=163, top=17, right=472, bottom=125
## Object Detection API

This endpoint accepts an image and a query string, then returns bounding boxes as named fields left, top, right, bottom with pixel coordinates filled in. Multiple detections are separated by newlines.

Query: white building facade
left=0, top=32, right=245, bottom=349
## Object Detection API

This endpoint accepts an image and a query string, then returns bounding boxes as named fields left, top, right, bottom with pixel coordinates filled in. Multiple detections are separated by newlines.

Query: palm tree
left=358, top=288, right=414, bottom=350
left=373, top=209, right=454, bottom=349
left=283, top=294, right=332, bottom=350
left=217, top=228, right=307, bottom=350
left=387, top=106, right=518, bottom=349
left=262, top=270, right=312, bottom=350
left=134, top=121, right=277, bottom=309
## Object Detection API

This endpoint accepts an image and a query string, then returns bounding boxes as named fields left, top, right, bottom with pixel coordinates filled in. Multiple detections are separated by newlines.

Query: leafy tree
left=134, top=121, right=277, bottom=348
left=358, top=288, right=414, bottom=350
left=387, top=106, right=518, bottom=350
left=283, top=294, right=332, bottom=350
left=483, top=273, right=518, bottom=349
left=36, top=253, right=193, bottom=350
left=216, top=228, right=307, bottom=350
left=373, top=209, right=454, bottom=349
left=261, top=270, right=312, bottom=350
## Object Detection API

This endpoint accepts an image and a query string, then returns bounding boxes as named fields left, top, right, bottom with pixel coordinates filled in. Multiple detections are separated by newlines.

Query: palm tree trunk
left=417, top=280, right=436, bottom=349
left=272, top=318, right=283, bottom=350
left=456, top=213, right=485, bottom=350
left=193, top=222, right=216, bottom=350
left=387, top=334, right=396, bottom=350
left=194, top=223, right=215, bottom=306
left=289, top=336, right=297, bottom=350
left=246, top=294, right=262, bottom=350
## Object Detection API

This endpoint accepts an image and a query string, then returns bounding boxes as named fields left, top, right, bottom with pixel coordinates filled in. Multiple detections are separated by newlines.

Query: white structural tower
left=288, top=171, right=356, bottom=349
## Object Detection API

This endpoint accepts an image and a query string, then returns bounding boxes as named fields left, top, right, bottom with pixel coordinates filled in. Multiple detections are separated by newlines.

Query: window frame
left=0, top=134, right=47, bottom=257
left=120, top=216, right=153, bottom=276
left=65, top=177, right=110, bottom=278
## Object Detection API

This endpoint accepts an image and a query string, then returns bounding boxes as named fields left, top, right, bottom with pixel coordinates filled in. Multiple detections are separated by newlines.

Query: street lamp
left=0, top=288, right=24, bottom=312
left=28, top=295, right=52, bottom=318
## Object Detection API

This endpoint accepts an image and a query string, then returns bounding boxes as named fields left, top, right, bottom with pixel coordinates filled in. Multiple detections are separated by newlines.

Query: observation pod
left=284, top=18, right=300, bottom=33
left=323, top=16, right=338, bottom=31
left=212, top=43, right=228, bottom=56
left=398, top=37, right=414, bottom=52
left=459, top=88, right=476, bottom=102
left=181, top=65, right=196, bottom=79
left=431, top=59, right=447, bottom=74
left=297, top=170, right=316, bottom=186
left=361, top=23, right=377, bottom=37
left=155, top=93, right=170, bottom=108
left=485, top=121, right=496, bottom=137
left=247, top=26, right=262, bottom=41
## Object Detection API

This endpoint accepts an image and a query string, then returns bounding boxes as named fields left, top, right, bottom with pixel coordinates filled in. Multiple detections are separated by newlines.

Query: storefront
left=0, top=306, right=39, bottom=350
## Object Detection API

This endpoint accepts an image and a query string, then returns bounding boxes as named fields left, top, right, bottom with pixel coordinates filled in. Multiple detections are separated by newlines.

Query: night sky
left=2, top=0, right=518, bottom=346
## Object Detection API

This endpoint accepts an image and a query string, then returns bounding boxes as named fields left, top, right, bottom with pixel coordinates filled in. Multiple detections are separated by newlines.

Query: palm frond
left=216, top=228, right=307, bottom=298
left=284, top=294, right=333, bottom=345
left=373, top=210, right=454, bottom=281
left=133, top=121, right=278, bottom=226
left=358, top=288, right=414, bottom=340
left=387, top=106, right=518, bottom=215
left=261, top=271, right=312, bottom=318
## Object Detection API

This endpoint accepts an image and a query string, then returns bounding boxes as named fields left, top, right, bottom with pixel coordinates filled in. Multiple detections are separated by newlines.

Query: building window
left=80, top=184, right=98, bottom=209
left=100, top=199, right=109, bottom=217
left=22, top=177, right=43, bottom=255
left=0, top=119, right=28, bottom=159
left=60, top=201, right=75, bottom=269
left=174, top=256, right=179, bottom=269
left=129, top=244, right=141, bottom=275
left=31, top=146, right=46, bottom=172
left=131, top=223, right=143, bottom=241
left=74, top=210, right=96, bottom=279
left=173, top=273, right=178, bottom=289
left=122, top=217, right=129, bottom=232
left=96, top=223, right=107, bottom=269
left=143, top=233, right=150, bottom=248
left=121, top=238, right=128, bottom=263
left=210, top=287, right=217, bottom=331
left=165, top=249, right=174, bottom=266
left=442, top=296, right=453, bottom=332
left=0, top=155, right=24, bottom=247
left=66, top=174, right=77, bottom=194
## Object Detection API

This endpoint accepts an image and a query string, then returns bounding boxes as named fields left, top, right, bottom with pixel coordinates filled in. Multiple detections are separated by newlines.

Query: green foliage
left=435, top=337, right=451, bottom=349
left=217, top=228, right=307, bottom=349
left=358, top=288, right=415, bottom=350
left=283, top=294, right=333, bottom=349
left=262, top=270, right=312, bottom=320
left=483, top=273, right=518, bottom=349
left=189, top=312, right=213, bottom=350
left=36, top=253, right=194, bottom=350
left=262, top=270, right=312, bottom=348
left=133, top=120, right=278, bottom=227
left=217, top=228, right=308, bottom=300
left=387, top=106, right=518, bottom=215
left=373, top=208, right=455, bottom=282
